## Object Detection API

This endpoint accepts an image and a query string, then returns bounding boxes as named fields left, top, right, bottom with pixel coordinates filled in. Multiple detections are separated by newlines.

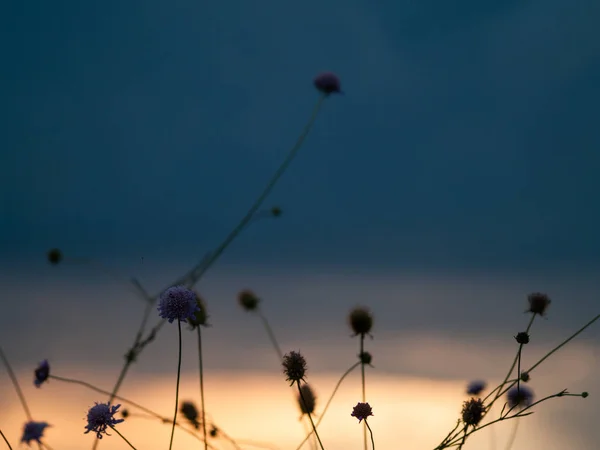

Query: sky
left=1, top=0, right=599, bottom=449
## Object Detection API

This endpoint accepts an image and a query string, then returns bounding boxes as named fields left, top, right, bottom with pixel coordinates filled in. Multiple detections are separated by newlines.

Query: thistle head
left=526, top=292, right=551, bottom=316
left=348, top=307, right=373, bottom=337
left=282, top=351, right=307, bottom=385
left=350, top=402, right=373, bottom=423
left=461, top=398, right=485, bottom=426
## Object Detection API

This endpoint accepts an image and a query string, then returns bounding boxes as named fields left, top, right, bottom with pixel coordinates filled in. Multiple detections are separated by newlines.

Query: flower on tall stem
left=21, top=421, right=50, bottom=446
left=348, top=307, right=373, bottom=337
left=506, top=386, right=534, bottom=410
left=34, top=360, right=50, bottom=388
left=158, top=286, right=200, bottom=323
left=314, top=72, right=343, bottom=95
left=84, top=403, right=124, bottom=439
left=526, top=292, right=551, bottom=317
left=350, top=402, right=373, bottom=423
left=238, top=289, right=260, bottom=311
left=461, top=398, right=485, bottom=426
left=282, top=351, right=307, bottom=386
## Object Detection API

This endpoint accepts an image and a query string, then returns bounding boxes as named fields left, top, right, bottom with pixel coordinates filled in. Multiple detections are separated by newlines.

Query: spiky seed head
left=282, top=351, right=307, bottom=385
left=461, top=398, right=485, bottom=426
left=527, top=292, right=551, bottom=316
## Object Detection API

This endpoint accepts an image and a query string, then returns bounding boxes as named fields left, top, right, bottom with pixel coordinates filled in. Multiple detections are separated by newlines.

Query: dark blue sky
left=2, top=0, right=600, bottom=271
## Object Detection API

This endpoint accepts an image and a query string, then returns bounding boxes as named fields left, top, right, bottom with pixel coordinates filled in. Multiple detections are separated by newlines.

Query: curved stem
left=108, top=425, right=137, bottom=450
left=0, top=346, right=32, bottom=420
left=0, top=429, right=13, bottom=450
left=168, top=321, right=183, bottom=450
left=364, top=420, right=375, bottom=450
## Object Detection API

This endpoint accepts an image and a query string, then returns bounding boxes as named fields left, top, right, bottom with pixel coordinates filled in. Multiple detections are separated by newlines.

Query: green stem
left=297, top=383, right=326, bottom=450
left=197, top=327, right=208, bottom=450
left=169, top=321, right=183, bottom=450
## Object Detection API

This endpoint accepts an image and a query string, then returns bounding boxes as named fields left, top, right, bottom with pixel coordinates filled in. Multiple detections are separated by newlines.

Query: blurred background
left=1, top=0, right=599, bottom=449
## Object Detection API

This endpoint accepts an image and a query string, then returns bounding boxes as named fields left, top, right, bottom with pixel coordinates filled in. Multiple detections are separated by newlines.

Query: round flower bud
left=359, top=351, right=372, bottom=365
left=348, top=307, right=373, bottom=336
left=313, top=72, right=342, bottom=95
left=47, top=248, right=62, bottom=265
left=515, top=332, right=530, bottom=345
left=520, top=371, right=530, bottom=382
left=238, top=289, right=260, bottom=311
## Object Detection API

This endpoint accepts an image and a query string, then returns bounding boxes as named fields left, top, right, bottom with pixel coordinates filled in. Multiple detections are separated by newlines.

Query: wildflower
left=21, top=421, right=50, bottom=446
left=187, top=292, right=210, bottom=328
left=238, top=289, right=260, bottom=311
left=506, top=386, right=534, bottom=410
left=515, top=331, right=530, bottom=344
left=282, top=351, right=307, bottom=385
left=350, top=402, right=373, bottom=423
left=47, top=248, right=62, bottom=265
left=466, top=380, right=486, bottom=396
left=34, top=360, right=50, bottom=387
left=461, top=398, right=485, bottom=426
left=180, top=401, right=200, bottom=429
left=526, top=292, right=551, bottom=316
left=348, top=307, right=373, bottom=336
left=158, top=286, right=200, bottom=323
left=84, top=402, right=124, bottom=439
left=359, top=351, right=373, bottom=365
left=297, top=384, right=317, bottom=415
left=314, top=72, right=342, bottom=95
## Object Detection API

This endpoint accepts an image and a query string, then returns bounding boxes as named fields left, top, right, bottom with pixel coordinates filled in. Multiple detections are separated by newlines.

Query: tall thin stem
left=360, top=335, right=367, bottom=450
left=0, top=429, right=13, bottom=450
left=197, top=327, right=208, bottom=450
left=108, top=425, right=138, bottom=450
left=169, top=321, right=183, bottom=450
left=0, top=346, right=32, bottom=420
left=364, top=420, right=375, bottom=450
left=258, top=309, right=283, bottom=360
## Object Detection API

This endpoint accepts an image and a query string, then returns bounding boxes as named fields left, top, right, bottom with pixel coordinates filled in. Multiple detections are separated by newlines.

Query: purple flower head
left=158, top=285, right=201, bottom=323
left=314, top=72, right=342, bottom=95
left=350, top=402, right=373, bottom=423
left=34, top=360, right=50, bottom=388
left=84, top=402, right=124, bottom=439
left=21, top=421, right=50, bottom=446
left=507, top=386, right=534, bottom=409
left=466, top=380, right=486, bottom=396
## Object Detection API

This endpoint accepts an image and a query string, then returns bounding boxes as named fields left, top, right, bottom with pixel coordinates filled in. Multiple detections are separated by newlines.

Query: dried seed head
left=526, top=292, right=551, bottom=316
left=520, top=371, right=530, bottom=383
left=297, top=384, right=317, bottom=415
left=47, top=248, right=62, bottom=265
left=461, top=398, right=485, bottom=426
left=350, top=402, right=373, bottom=423
left=282, top=351, right=307, bottom=385
left=515, top=332, right=530, bottom=345
left=348, top=307, right=373, bottom=336
left=238, top=289, right=260, bottom=311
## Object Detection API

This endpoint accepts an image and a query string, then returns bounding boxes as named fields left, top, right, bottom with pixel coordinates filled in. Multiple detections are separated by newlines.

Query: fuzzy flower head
left=84, top=402, right=124, bottom=439
left=348, top=307, right=373, bottom=336
left=515, top=331, right=530, bottom=345
left=187, top=292, right=209, bottom=328
left=526, top=292, right=551, bottom=316
left=21, top=421, right=50, bottom=446
left=507, top=386, right=534, bottom=410
left=466, top=380, right=486, bottom=396
left=461, top=398, right=485, bottom=426
left=158, top=285, right=200, bottom=323
left=34, top=360, right=50, bottom=388
left=351, top=402, right=373, bottom=423
left=297, top=384, right=317, bottom=415
left=238, top=289, right=260, bottom=311
left=314, top=72, right=342, bottom=95
left=180, top=401, right=200, bottom=429
left=282, top=351, right=307, bottom=385
left=47, top=248, right=62, bottom=265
